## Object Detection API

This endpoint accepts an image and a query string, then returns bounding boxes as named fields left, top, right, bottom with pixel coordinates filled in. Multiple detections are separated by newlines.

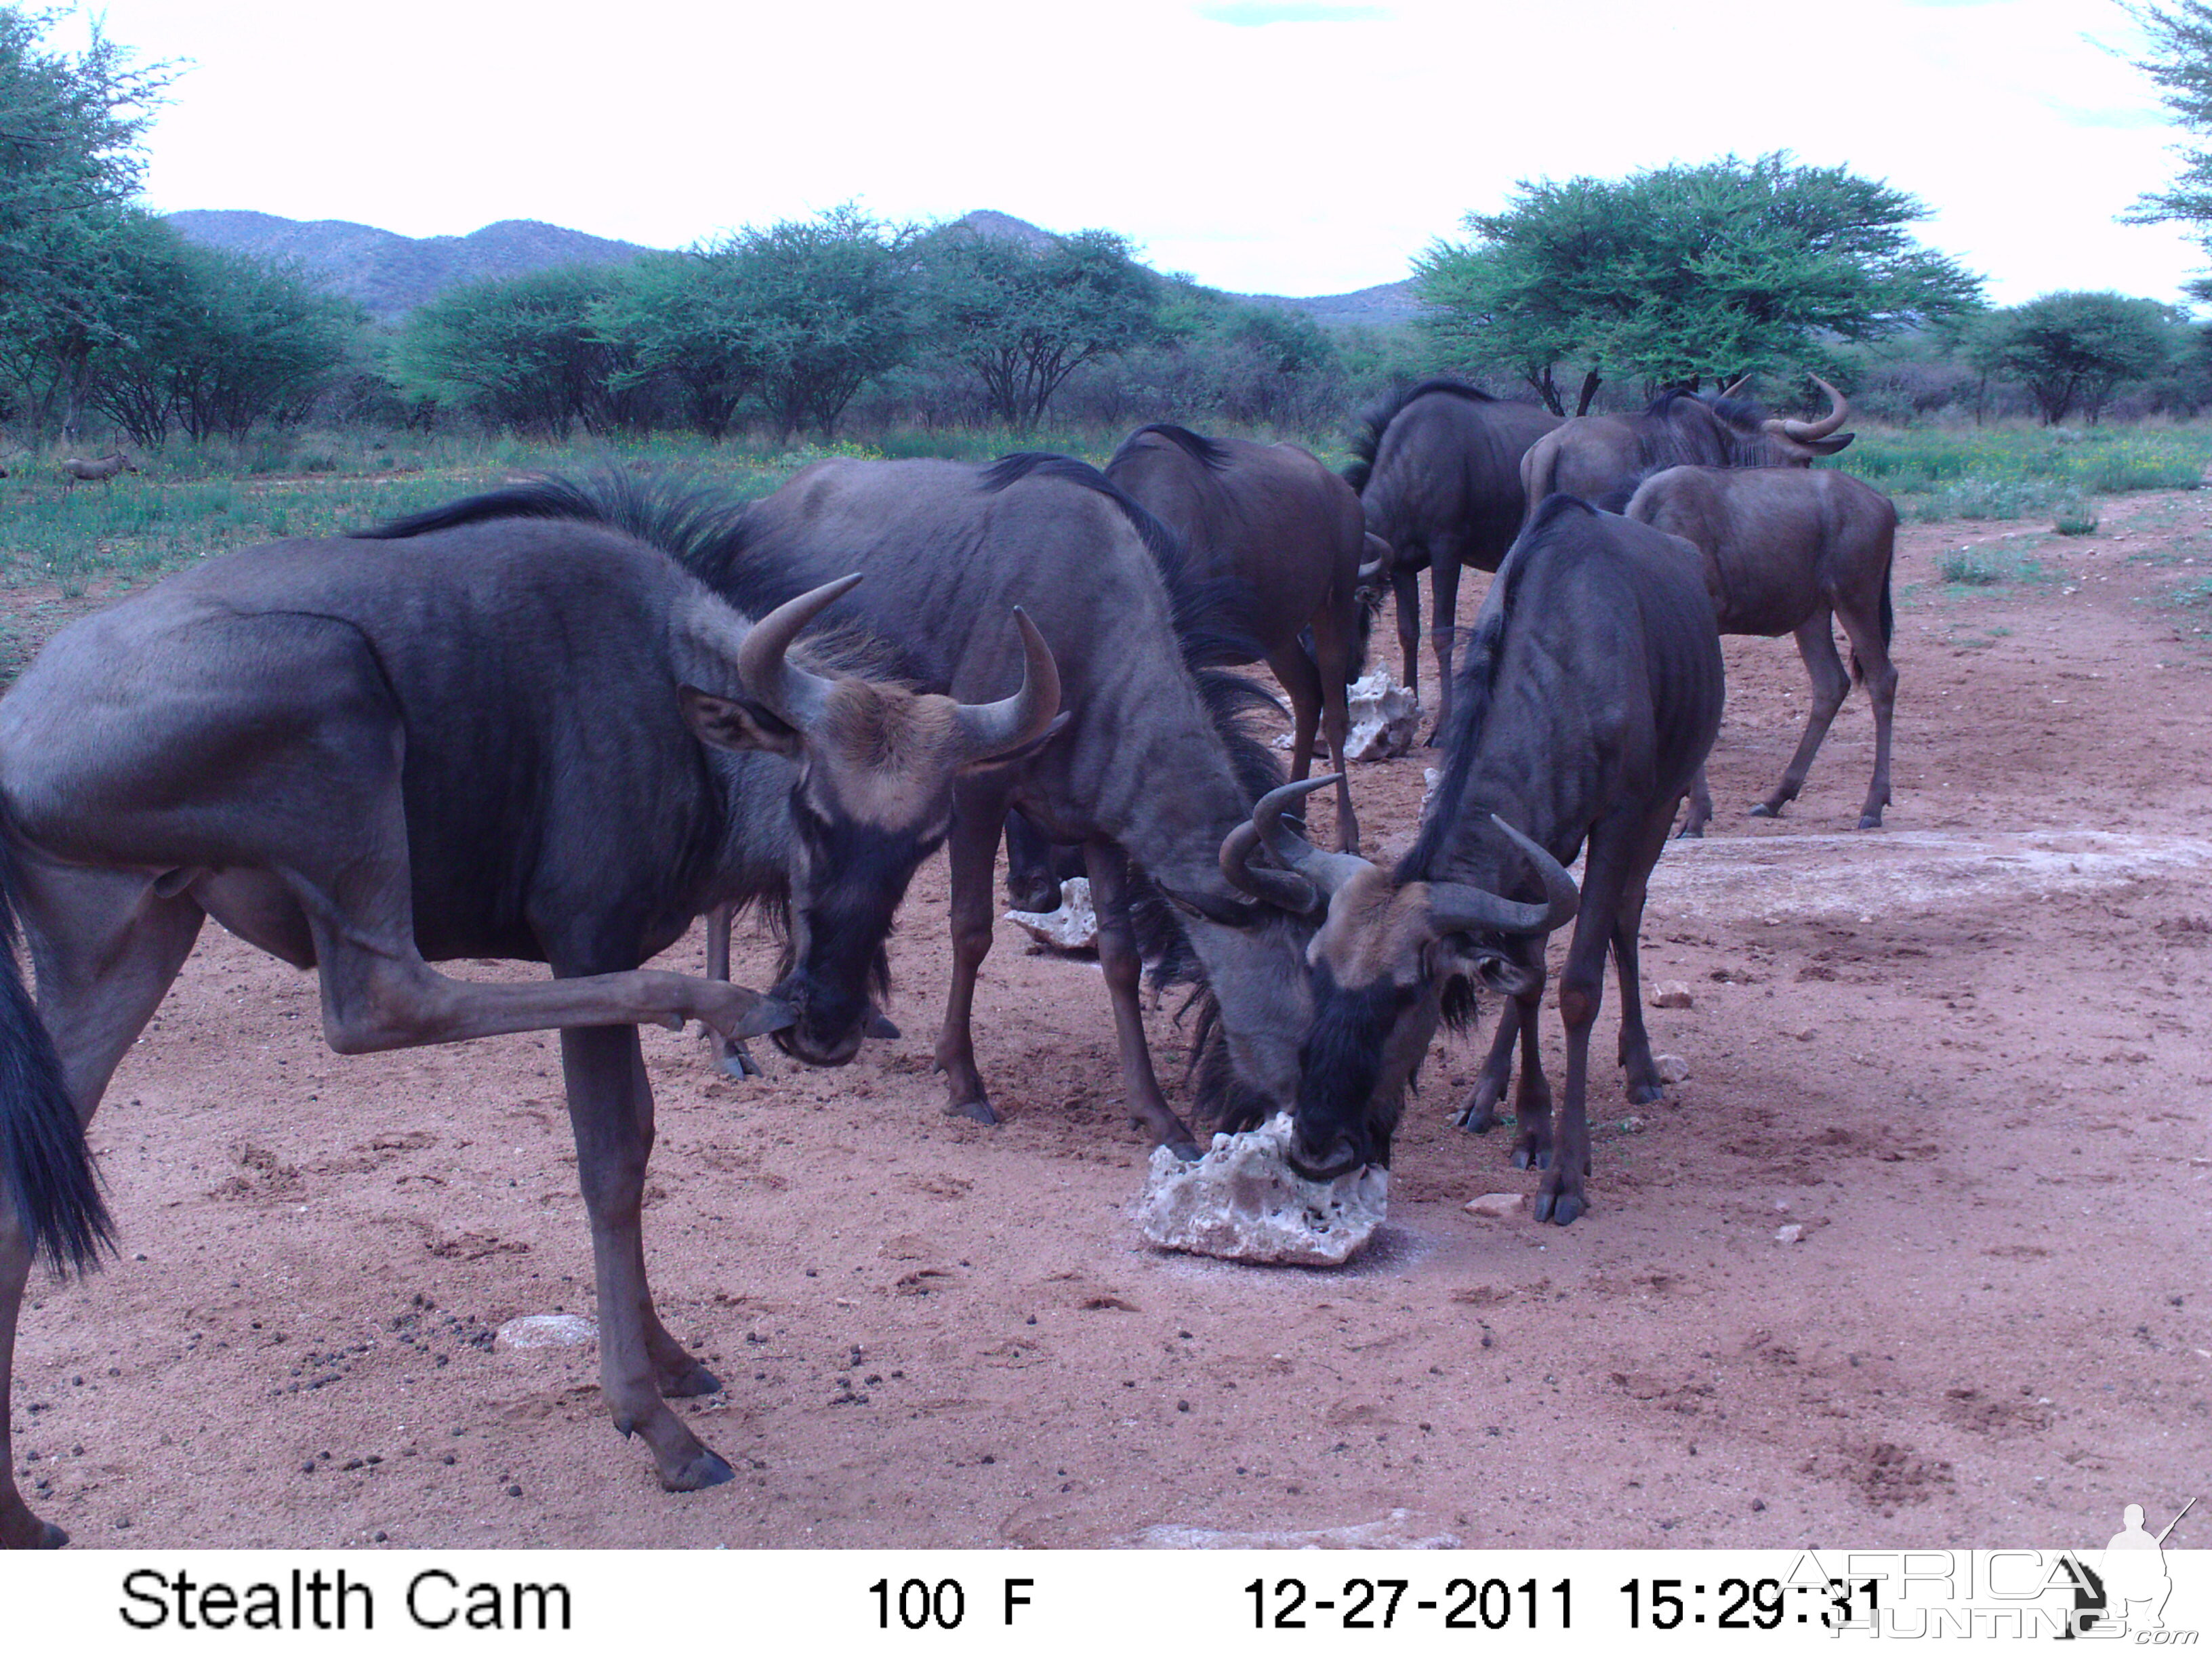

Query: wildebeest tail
left=1850, top=552, right=1896, bottom=686
left=0, top=843, right=112, bottom=1275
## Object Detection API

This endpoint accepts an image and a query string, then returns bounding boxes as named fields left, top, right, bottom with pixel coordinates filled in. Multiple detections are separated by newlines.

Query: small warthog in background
left=57, top=452, right=138, bottom=487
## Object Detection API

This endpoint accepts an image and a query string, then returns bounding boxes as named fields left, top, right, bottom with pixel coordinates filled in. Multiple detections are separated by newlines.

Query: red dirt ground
left=7, top=493, right=2209, bottom=1550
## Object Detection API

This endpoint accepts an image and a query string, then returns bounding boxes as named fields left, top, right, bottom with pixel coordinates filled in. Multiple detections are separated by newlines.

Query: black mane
left=1399, top=494, right=1593, bottom=882
left=1344, top=378, right=1496, bottom=493
left=1112, top=422, right=1232, bottom=473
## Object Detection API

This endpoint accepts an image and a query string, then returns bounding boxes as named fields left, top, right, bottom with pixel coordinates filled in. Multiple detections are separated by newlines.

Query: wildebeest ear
left=680, top=685, right=802, bottom=757
left=1436, top=937, right=1542, bottom=999
left=960, top=710, right=1072, bottom=773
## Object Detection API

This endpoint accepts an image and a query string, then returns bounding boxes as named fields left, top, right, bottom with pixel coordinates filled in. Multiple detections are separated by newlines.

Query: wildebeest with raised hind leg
left=0, top=512, right=1058, bottom=1546
left=1230, top=497, right=1721, bottom=1224
left=1625, top=465, right=1898, bottom=832
left=1345, top=382, right=1561, bottom=739
left=405, top=462, right=1319, bottom=1156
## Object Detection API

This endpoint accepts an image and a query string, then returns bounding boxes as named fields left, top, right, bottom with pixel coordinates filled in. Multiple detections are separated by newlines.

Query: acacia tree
left=2122, top=1, right=2212, bottom=290
left=1965, top=292, right=2180, bottom=425
left=1416, top=154, right=1984, bottom=409
left=918, top=225, right=1157, bottom=428
left=0, top=7, right=176, bottom=436
left=703, top=206, right=916, bottom=440
left=395, top=266, right=649, bottom=436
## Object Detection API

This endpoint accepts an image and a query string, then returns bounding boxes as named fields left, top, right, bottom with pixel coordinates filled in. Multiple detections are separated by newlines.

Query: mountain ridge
left=163, top=207, right=1418, bottom=327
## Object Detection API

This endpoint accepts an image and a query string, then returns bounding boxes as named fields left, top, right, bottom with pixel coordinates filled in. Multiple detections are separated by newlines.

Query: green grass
left=1938, top=549, right=2009, bottom=586
left=1830, top=425, right=2212, bottom=524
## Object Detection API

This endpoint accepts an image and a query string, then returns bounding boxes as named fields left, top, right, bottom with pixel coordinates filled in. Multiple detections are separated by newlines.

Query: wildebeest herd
left=0, top=377, right=1899, bottom=1544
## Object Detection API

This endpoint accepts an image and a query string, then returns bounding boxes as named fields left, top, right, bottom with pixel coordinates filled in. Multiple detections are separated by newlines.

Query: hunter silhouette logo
left=2060, top=1497, right=2196, bottom=1639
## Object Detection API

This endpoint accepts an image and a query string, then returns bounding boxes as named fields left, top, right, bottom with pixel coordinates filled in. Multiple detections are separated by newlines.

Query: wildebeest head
left=682, top=575, right=1063, bottom=1065
left=1220, top=777, right=1577, bottom=1179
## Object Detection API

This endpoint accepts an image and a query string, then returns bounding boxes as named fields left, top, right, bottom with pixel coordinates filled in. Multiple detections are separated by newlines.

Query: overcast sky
left=52, top=0, right=2212, bottom=306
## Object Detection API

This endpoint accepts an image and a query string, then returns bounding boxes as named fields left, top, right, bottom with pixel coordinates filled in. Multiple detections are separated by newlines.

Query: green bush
left=1939, top=550, right=2009, bottom=585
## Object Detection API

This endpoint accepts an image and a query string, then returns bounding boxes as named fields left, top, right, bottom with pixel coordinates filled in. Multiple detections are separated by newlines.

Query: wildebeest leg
left=1834, top=593, right=1898, bottom=829
left=1425, top=545, right=1465, bottom=743
left=1611, top=806, right=1678, bottom=1105
left=1305, top=605, right=1361, bottom=854
left=1267, top=641, right=1326, bottom=785
left=1, top=864, right=205, bottom=1549
left=1084, top=839, right=1199, bottom=1157
left=1391, top=566, right=1421, bottom=698
left=1753, top=611, right=1850, bottom=821
left=1002, top=809, right=1061, bottom=914
left=1534, top=819, right=1638, bottom=1225
left=1678, top=763, right=1714, bottom=838
left=1453, top=981, right=1553, bottom=1145
left=932, top=787, right=1012, bottom=1125
left=558, top=1021, right=731, bottom=1490
left=700, top=903, right=760, bottom=1079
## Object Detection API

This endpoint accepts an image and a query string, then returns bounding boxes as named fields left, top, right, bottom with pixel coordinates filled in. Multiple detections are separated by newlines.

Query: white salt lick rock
left=1006, top=876, right=1097, bottom=951
left=496, top=1313, right=597, bottom=1351
left=1139, top=1113, right=1387, bottom=1266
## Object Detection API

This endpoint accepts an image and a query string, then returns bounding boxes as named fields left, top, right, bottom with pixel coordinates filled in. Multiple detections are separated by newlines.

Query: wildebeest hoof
left=659, top=1361, right=723, bottom=1398
left=1748, top=802, right=1780, bottom=818
left=1626, top=1082, right=1665, bottom=1105
left=1513, top=1145, right=1551, bottom=1171
left=947, top=1097, right=1001, bottom=1126
left=659, top=1446, right=737, bottom=1492
left=1, top=1514, right=68, bottom=1549
left=1452, top=1104, right=1500, bottom=1133
left=1164, top=1139, right=1204, bottom=1164
left=1532, top=1188, right=1585, bottom=1226
left=1857, top=813, right=1884, bottom=830
left=716, top=1043, right=763, bottom=1080
left=1675, top=823, right=1704, bottom=840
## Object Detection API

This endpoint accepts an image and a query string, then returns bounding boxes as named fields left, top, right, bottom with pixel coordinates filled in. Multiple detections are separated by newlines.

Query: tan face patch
left=1307, top=869, right=1438, bottom=990
left=807, top=679, right=966, bottom=832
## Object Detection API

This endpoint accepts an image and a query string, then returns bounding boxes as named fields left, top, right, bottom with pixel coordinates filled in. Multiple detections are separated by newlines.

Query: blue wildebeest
left=1625, top=466, right=1900, bottom=832
left=374, top=464, right=1319, bottom=1155
left=1237, top=497, right=1723, bottom=1225
left=0, top=515, right=1058, bottom=1546
left=1345, top=382, right=1561, bottom=737
left=1101, top=424, right=1377, bottom=851
left=1519, top=375, right=1853, bottom=518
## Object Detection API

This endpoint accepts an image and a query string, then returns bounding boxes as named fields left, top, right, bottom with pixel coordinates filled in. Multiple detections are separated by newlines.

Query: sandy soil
left=7, top=493, right=2210, bottom=1551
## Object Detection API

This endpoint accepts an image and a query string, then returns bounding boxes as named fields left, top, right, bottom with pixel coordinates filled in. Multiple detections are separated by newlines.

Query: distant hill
left=164, top=211, right=655, bottom=321
left=164, top=207, right=1421, bottom=329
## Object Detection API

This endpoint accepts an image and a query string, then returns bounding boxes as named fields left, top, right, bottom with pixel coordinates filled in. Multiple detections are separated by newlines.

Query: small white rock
left=1465, top=1191, right=1523, bottom=1218
left=1139, top=1113, right=1387, bottom=1265
left=1650, top=981, right=1694, bottom=1010
left=1006, top=876, right=1097, bottom=951
left=1654, top=1053, right=1690, bottom=1084
left=1341, top=670, right=1422, bottom=761
left=496, top=1313, right=597, bottom=1351
left=1774, top=1224, right=1805, bottom=1245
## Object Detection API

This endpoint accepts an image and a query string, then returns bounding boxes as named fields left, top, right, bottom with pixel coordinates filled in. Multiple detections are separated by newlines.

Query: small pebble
left=1650, top=982, right=1694, bottom=1010
left=506, top=1483, right=523, bottom=1498
left=1775, top=1223, right=1805, bottom=1245
left=1465, top=1192, right=1523, bottom=1218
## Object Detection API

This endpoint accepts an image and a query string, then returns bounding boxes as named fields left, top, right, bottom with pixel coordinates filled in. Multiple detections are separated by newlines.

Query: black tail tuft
left=0, top=866, right=112, bottom=1277
left=1851, top=554, right=1896, bottom=685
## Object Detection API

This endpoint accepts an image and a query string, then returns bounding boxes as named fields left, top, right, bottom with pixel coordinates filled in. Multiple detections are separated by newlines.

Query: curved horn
left=1425, top=815, right=1580, bottom=937
left=952, top=607, right=1062, bottom=762
left=1218, top=819, right=1322, bottom=915
left=1254, top=776, right=1374, bottom=901
left=1766, top=373, right=1849, bottom=442
left=1717, top=374, right=1751, bottom=399
left=736, top=573, right=863, bottom=732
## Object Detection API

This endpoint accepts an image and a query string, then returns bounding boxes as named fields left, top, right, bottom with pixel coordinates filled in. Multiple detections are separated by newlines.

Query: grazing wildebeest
left=0, top=515, right=1059, bottom=1546
left=56, top=452, right=137, bottom=487
left=378, top=463, right=1317, bottom=1155
left=1232, top=497, right=1722, bottom=1225
left=1344, top=382, right=1561, bottom=737
left=1624, top=465, right=1900, bottom=832
left=1103, top=424, right=1374, bottom=849
left=1519, top=375, right=1853, bottom=517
